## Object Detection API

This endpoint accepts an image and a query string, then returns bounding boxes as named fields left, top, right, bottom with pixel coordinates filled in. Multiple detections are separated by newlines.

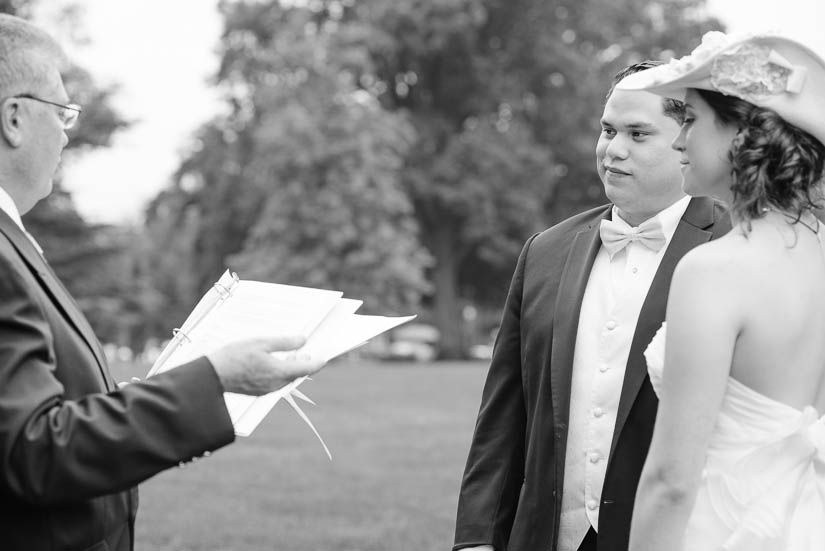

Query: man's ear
left=0, top=98, right=24, bottom=148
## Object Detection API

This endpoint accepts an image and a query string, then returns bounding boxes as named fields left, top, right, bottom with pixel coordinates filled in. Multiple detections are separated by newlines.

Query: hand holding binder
left=206, top=335, right=324, bottom=396
left=148, top=270, right=416, bottom=458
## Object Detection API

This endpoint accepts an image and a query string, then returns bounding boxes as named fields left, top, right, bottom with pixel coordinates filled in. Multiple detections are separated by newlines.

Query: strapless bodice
left=644, top=323, right=825, bottom=550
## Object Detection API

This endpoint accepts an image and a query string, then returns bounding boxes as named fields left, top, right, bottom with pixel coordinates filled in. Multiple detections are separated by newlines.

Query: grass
left=122, top=360, right=489, bottom=551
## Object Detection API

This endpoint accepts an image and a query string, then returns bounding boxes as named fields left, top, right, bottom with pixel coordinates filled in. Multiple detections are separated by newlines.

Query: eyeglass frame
left=12, top=93, right=83, bottom=130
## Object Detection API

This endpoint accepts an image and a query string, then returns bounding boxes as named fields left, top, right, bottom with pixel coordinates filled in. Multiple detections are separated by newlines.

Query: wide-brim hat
left=617, top=32, right=825, bottom=147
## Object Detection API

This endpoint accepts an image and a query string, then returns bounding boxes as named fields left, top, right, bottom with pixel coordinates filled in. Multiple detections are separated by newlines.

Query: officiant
left=0, top=14, right=326, bottom=551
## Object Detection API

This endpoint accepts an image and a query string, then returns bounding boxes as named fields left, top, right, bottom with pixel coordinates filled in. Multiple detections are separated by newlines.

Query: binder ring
left=214, top=281, right=232, bottom=300
left=172, top=328, right=191, bottom=344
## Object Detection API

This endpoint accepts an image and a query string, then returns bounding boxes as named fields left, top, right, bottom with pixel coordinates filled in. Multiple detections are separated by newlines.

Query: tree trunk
left=430, top=224, right=464, bottom=359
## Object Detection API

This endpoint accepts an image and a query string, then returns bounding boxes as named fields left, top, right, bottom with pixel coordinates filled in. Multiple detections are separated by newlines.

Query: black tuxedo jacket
left=0, top=210, right=236, bottom=551
left=454, top=197, right=731, bottom=551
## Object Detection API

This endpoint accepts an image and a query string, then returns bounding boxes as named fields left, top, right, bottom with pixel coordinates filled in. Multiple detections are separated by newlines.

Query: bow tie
left=599, top=217, right=666, bottom=257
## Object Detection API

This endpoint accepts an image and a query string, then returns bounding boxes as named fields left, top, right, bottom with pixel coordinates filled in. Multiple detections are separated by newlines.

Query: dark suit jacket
left=454, top=197, right=730, bottom=551
left=0, top=210, right=236, bottom=551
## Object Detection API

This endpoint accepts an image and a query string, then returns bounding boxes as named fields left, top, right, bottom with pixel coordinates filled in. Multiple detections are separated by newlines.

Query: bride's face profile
left=671, top=89, right=738, bottom=203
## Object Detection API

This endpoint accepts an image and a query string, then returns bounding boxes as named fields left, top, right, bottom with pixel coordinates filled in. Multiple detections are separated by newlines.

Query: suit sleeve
left=453, top=234, right=536, bottom=551
left=0, top=255, right=235, bottom=505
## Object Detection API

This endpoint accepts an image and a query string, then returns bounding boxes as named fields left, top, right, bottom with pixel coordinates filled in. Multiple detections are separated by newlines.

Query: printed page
left=149, top=270, right=416, bottom=439
left=232, top=308, right=416, bottom=436
left=303, top=312, right=417, bottom=362
left=155, top=277, right=343, bottom=372
left=148, top=271, right=342, bottom=431
left=231, top=298, right=364, bottom=436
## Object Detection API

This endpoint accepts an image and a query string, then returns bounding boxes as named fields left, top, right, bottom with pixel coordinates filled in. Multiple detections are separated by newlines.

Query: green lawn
left=128, top=361, right=489, bottom=551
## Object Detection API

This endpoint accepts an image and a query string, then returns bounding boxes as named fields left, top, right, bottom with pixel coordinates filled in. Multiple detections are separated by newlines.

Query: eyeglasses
left=14, top=94, right=82, bottom=130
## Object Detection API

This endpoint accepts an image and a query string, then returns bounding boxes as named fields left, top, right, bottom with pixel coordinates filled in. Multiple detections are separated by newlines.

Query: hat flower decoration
left=617, top=30, right=825, bottom=147
left=672, top=31, right=733, bottom=72
left=710, top=37, right=807, bottom=102
left=639, top=31, right=807, bottom=103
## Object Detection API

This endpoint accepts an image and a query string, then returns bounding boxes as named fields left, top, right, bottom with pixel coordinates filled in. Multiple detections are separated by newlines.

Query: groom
left=453, top=62, right=731, bottom=551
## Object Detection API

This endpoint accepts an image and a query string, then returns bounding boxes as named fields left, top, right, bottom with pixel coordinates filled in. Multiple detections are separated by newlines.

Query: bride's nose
left=671, top=125, right=687, bottom=152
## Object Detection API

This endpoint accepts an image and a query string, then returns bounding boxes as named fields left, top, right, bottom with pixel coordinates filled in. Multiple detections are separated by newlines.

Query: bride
left=618, top=33, right=825, bottom=550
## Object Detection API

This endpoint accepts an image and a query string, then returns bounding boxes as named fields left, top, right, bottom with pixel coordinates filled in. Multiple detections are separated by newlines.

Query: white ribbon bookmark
left=280, top=376, right=332, bottom=460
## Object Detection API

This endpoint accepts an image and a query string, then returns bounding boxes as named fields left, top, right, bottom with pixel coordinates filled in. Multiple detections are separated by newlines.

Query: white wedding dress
left=644, top=324, right=825, bottom=550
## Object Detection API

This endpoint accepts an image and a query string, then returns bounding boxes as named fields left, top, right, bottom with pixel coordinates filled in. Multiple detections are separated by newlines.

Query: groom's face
left=596, top=87, right=685, bottom=226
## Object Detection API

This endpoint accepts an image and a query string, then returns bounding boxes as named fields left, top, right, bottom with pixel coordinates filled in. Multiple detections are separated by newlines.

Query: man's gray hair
left=0, top=14, right=66, bottom=98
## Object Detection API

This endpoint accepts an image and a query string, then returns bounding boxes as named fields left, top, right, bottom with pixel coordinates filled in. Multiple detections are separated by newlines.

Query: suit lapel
left=608, top=197, right=718, bottom=460
left=0, top=212, right=112, bottom=389
left=549, top=213, right=608, bottom=436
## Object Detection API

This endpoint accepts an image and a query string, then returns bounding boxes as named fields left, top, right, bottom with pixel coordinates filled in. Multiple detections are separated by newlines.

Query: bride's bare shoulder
left=672, top=232, right=757, bottom=289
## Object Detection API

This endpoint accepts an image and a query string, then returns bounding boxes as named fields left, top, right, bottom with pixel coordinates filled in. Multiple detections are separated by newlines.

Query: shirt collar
left=0, top=186, right=25, bottom=232
left=610, top=195, right=691, bottom=247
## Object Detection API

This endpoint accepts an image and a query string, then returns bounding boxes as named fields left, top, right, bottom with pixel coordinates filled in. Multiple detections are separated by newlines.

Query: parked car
left=466, top=343, right=493, bottom=360
left=379, top=323, right=440, bottom=362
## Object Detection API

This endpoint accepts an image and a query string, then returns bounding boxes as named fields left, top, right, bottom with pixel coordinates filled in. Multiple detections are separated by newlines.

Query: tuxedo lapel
left=0, top=212, right=113, bottom=389
left=608, top=197, right=718, bottom=460
left=549, top=215, right=607, bottom=436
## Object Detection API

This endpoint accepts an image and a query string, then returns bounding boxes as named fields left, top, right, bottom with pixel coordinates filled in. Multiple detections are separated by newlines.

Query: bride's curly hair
left=697, top=89, right=825, bottom=224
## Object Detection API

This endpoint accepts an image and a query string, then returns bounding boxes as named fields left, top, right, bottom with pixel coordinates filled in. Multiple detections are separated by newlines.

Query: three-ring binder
left=213, top=272, right=239, bottom=300
left=171, top=328, right=191, bottom=344
left=147, top=271, right=240, bottom=376
left=142, top=267, right=414, bottom=451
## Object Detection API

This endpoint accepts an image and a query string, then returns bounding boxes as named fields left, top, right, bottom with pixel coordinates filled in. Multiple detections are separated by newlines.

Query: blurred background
left=4, top=0, right=823, bottom=549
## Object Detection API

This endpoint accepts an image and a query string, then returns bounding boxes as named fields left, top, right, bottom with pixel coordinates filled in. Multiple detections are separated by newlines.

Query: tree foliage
left=485, top=0, right=724, bottom=222
left=140, top=2, right=431, bottom=329
left=0, top=1, right=131, bottom=344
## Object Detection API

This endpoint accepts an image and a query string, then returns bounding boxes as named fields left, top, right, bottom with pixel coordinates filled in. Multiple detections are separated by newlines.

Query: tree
left=471, top=0, right=725, bottom=223
left=139, top=2, right=430, bottom=337
left=331, top=0, right=555, bottom=355
left=24, top=62, right=129, bottom=293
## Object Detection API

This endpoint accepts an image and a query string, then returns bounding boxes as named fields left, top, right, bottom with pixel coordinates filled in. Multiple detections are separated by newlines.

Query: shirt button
left=606, top=320, right=617, bottom=330
left=586, top=499, right=599, bottom=510
left=593, top=407, right=604, bottom=417
left=589, top=452, right=600, bottom=463
left=599, top=364, right=609, bottom=373
left=631, top=267, right=638, bottom=274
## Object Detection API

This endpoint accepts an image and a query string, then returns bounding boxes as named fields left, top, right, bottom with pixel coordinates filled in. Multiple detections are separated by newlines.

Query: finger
left=280, top=356, right=326, bottom=378
left=259, top=335, right=306, bottom=352
left=301, top=357, right=326, bottom=376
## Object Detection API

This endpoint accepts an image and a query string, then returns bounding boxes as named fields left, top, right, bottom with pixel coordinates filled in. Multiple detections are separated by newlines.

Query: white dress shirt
left=557, top=196, right=690, bottom=551
left=0, top=185, right=25, bottom=231
left=0, top=186, right=43, bottom=254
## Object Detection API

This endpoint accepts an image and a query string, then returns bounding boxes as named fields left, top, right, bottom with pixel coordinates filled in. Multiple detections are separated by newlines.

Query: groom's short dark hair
left=606, top=60, right=686, bottom=124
